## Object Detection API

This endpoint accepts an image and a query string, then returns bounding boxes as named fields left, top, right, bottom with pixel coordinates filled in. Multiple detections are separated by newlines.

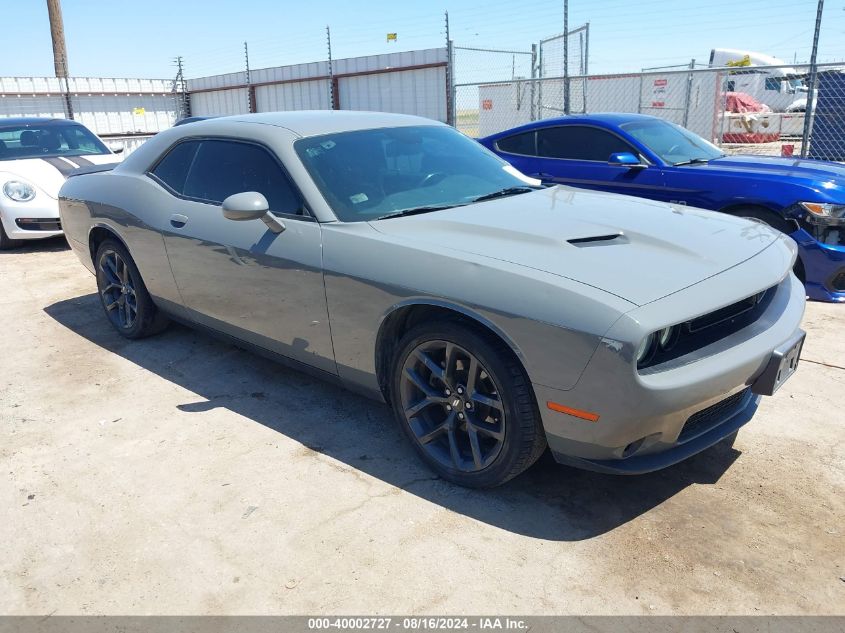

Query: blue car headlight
left=800, top=202, right=845, bottom=219
left=3, top=180, right=36, bottom=202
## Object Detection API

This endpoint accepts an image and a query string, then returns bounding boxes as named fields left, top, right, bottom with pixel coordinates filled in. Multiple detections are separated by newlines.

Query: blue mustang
left=479, top=113, right=845, bottom=303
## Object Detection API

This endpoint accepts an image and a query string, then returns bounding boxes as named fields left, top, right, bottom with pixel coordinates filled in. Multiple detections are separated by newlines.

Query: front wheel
left=95, top=239, right=168, bottom=339
left=390, top=320, right=546, bottom=487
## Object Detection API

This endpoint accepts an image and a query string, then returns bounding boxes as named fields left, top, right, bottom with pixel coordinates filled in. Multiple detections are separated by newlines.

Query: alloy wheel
left=98, top=249, right=138, bottom=330
left=399, top=339, right=506, bottom=472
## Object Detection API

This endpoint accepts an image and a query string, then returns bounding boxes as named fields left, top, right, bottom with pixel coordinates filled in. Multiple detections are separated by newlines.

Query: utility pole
left=46, top=0, right=69, bottom=77
left=173, top=56, right=188, bottom=120
left=563, top=0, right=570, bottom=114
left=801, top=0, right=824, bottom=158
left=46, top=0, right=73, bottom=119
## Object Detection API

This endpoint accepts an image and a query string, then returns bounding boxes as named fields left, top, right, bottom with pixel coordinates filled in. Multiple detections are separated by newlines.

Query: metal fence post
left=326, top=25, right=337, bottom=110
left=563, top=0, right=570, bottom=115
left=445, top=11, right=456, bottom=126
left=801, top=0, right=824, bottom=158
left=682, top=58, right=695, bottom=128
left=530, top=43, right=537, bottom=121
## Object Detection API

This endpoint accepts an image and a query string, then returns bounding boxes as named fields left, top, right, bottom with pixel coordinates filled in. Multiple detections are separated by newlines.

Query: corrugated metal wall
left=339, top=67, right=446, bottom=121
left=0, top=76, right=178, bottom=136
left=190, top=88, right=250, bottom=116
left=0, top=47, right=448, bottom=140
left=188, top=48, right=448, bottom=121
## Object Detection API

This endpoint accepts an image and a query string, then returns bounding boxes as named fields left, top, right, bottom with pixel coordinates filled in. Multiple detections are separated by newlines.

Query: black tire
left=389, top=319, right=546, bottom=487
left=729, top=206, right=805, bottom=282
left=94, top=238, right=168, bottom=339
left=0, top=221, right=22, bottom=250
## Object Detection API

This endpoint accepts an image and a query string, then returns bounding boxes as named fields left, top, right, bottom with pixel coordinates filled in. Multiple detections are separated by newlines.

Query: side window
left=496, top=131, right=536, bottom=155
left=183, top=140, right=302, bottom=215
left=150, top=141, right=201, bottom=194
left=764, top=77, right=780, bottom=91
left=537, top=126, right=636, bottom=161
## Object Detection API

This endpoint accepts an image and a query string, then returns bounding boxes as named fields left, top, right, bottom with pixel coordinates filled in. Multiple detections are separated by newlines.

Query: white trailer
left=709, top=48, right=808, bottom=112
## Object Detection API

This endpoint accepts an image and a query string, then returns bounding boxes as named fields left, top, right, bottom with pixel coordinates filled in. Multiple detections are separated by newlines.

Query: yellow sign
left=132, top=107, right=146, bottom=116
left=725, top=55, right=751, bottom=67
left=386, top=33, right=397, bottom=42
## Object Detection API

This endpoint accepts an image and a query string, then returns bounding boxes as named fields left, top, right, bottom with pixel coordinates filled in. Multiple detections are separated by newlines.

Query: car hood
left=0, top=154, right=117, bottom=200
left=369, top=186, right=782, bottom=306
left=697, top=154, right=845, bottom=181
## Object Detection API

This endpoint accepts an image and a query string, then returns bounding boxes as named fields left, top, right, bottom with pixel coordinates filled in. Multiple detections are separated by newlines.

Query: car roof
left=480, top=113, right=661, bottom=140
left=0, top=117, right=81, bottom=127
left=185, top=110, right=445, bottom=138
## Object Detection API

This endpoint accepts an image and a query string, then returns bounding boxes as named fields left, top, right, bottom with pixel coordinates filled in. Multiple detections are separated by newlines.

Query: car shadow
left=0, top=236, right=70, bottom=254
left=44, top=293, right=742, bottom=541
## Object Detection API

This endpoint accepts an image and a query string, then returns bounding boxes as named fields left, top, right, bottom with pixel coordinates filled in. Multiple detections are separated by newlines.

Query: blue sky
left=2, top=0, right=843, bottom=81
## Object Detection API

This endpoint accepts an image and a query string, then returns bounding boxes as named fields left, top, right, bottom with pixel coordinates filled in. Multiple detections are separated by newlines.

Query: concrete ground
left=1, top=237, right=843, bottom=615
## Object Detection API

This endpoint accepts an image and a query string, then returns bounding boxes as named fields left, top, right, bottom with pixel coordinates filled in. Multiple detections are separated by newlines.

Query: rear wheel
left=95, top=239, right=168, bottom=339
left=390, top=320, right=546, bottom=487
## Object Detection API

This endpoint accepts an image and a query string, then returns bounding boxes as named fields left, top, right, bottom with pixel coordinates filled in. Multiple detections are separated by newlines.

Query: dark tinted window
left=496, top=131, right=536, bottom=155
left=151, top=141, right=200, bottom=194
left=183, top=140, right=301, bottom=215
left=537, top=126, right=636, bottom=161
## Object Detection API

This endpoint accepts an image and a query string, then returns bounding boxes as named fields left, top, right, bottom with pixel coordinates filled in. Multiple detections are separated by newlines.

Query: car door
left=498, top=125, right=669, bottom=202
left=152, top=137, right=336, bottom=374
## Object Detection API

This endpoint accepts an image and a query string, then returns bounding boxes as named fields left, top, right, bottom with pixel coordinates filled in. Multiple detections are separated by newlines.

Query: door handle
left=170, top=214, right=188, bottom=228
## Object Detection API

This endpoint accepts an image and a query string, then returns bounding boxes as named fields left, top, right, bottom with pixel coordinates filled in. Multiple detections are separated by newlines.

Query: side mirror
left=608, top=152, right=646, bottom=169
left=108, top=142, right=125, bottom=154
left=222, top=191, right=285, bottom=233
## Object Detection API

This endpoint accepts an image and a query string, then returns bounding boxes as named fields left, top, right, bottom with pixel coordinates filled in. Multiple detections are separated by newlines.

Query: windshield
left=294, top=125, right=535, bottom=222
left=620, top=119, right=723, bottom=165
left=0, top=122, right=110, bottom=161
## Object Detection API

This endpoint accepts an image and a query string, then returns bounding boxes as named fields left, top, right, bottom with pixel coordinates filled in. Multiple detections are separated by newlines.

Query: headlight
left=635, top=333, right=656, bottom=368
left=800, top=202, right=845, bottom=219
left=657, top=326, right=677, bottom=349
left=3, top=180, right=36, bottom=202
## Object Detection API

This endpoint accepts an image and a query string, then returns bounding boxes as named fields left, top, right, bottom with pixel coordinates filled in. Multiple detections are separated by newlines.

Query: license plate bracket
left=751, top=330, right=806, bottom=396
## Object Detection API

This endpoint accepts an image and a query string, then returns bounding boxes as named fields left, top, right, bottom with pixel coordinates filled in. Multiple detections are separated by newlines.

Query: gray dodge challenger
left=58, top=111, right=806, bottom=487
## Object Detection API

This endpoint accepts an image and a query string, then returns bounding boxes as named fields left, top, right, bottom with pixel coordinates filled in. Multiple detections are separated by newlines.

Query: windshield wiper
left=673, top=157, right=713, bottom=166
left=470, top=186, right=538, bottom=203
left=373, top=204, right=462, bottom=221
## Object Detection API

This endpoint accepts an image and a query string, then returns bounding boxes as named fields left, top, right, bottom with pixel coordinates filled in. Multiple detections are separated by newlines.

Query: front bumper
left=789, top=226, right=845, bottom=303
left=535, top=263, right=806, bottom=475
left=1, top=197, right=62, bottom=240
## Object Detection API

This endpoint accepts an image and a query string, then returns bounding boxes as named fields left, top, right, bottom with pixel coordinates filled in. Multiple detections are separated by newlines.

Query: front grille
left=678, top=388, right=751, bottom=443
left=15, top=218, right=61, bottom=231
left=687, top=291, right=766, bottom=333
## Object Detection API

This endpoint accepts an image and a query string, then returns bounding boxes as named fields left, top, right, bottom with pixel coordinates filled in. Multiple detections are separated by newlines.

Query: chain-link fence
left=454, top=61, right=845, bottom=161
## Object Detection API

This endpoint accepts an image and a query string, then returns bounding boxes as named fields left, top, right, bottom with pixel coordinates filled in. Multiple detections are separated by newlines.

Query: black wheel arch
left=718, top=202, right=797, bottom=233
left=89, top=225, right=132, bottom=268
left=374, top=302, right=528, bottom=404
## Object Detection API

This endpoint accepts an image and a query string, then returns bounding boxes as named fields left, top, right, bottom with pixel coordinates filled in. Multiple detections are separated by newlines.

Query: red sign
left=653, top=79, right=668, bottom=86
left=651, top=101, right=665, bottom=108
left=482, top=99, right=493, bottom=110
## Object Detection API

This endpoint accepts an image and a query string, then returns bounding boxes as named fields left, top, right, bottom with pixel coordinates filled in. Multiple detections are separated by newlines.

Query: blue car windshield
left=0, top=122, right=110, bottom=161
left=620, top=119, right=724, bottom=165
left=294, top=125, right=536, bottom=222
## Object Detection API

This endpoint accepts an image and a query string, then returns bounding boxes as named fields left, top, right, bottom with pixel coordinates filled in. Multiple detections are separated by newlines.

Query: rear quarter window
left=495, top=131, right=537, bottom=155
left=150, top=141, right=201, bottom=194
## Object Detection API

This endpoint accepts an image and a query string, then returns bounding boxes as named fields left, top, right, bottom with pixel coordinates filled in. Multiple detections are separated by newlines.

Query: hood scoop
left=567, top=232, right=628, bottom=247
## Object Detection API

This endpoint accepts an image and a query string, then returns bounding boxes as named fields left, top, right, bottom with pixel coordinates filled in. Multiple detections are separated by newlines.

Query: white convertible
left=0, top=117, right=121, bottom=249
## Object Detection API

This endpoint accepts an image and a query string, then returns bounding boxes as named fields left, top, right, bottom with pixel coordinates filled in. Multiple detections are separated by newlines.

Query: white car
left=1, top=117, right=122, bottom=249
